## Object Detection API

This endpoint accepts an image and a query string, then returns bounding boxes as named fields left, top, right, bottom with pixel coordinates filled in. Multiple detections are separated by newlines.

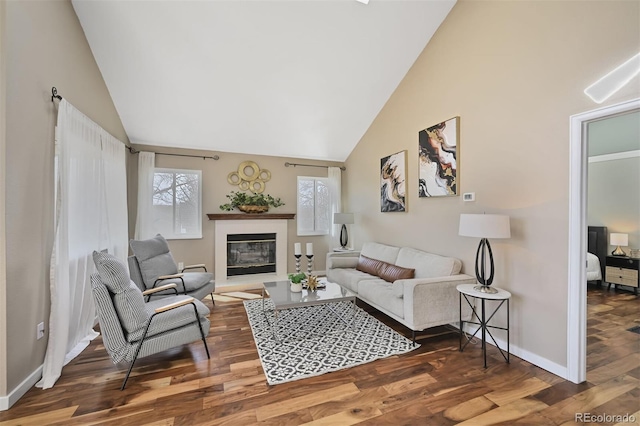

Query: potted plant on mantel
left=219, top=191, right=285, bottom=213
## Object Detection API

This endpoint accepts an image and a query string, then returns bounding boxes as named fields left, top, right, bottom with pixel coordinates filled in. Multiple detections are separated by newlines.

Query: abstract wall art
left=380, top=150, right=406, bottom=212
left=418, top=116, right=459, bottom=197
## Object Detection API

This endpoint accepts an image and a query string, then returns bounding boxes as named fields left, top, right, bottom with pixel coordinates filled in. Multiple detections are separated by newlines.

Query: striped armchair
left=91, top=251, right=211, bottom=390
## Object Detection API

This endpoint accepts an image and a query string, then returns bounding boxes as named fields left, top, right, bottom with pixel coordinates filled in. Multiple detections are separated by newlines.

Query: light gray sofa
left=326, top=242, right=475, bottom=340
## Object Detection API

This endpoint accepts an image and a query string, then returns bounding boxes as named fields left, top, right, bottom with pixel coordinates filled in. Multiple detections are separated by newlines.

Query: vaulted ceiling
left=72, top=0, right=455, bottom=162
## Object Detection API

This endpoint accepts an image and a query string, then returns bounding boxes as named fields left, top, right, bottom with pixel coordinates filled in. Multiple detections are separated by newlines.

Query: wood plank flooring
left=0, top=285, right=638, bottom=425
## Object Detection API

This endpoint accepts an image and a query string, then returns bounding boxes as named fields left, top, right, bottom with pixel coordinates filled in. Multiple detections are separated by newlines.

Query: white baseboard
left=0, top=365, right=42, bottom=411
left=461, top=324, right=568, bottom=379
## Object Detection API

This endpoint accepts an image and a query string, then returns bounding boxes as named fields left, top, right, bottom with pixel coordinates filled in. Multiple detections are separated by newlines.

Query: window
left=152, top=168, right=202, bottom=239
left=297, top=176, right=331, bottom=236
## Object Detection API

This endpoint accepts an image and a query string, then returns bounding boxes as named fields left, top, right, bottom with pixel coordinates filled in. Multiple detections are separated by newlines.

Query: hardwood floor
left=1, top=285, right=638, bottom=425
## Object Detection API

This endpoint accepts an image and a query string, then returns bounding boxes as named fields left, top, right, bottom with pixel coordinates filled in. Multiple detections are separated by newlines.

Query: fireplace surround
left=213, top=217, right=291, bottom=285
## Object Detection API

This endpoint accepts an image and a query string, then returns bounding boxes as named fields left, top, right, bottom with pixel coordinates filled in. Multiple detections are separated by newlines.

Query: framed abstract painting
left=418, top=116, right=459, bottom=197
left=380, top=150, right=406, bottom=212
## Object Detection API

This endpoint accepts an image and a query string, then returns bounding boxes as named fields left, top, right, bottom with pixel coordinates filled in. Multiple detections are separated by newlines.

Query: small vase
left=290, top=281, right=302, bottom=293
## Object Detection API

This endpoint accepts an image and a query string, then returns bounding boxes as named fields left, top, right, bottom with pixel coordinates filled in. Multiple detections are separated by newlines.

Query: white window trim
left=153, top=168, right=203, bottom=240
left=297, top=176, right=331, bottom=237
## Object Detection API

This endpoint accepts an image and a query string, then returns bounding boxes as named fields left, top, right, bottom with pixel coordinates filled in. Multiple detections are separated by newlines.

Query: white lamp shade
left=459, top=214, right=511, bottom=239
left=333, top=213, right=354, bottom=225
left=610, top=233, right=628, bottom=246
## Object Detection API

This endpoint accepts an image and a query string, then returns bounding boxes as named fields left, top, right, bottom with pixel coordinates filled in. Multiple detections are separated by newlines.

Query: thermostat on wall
left=463, top=192, right=475, bottom=202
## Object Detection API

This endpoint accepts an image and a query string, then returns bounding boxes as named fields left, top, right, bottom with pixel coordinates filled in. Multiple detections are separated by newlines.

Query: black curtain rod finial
left=51, top=87, right=62, bottom=102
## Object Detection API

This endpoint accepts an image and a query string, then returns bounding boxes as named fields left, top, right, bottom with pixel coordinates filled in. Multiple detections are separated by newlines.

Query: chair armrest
left=143, top=283, right=178, bottom=296
left=157, top=273, right=185, bottom=280
left=154, top=297, right=195, bottom=314
left=182, top=264, right=207, bottom=272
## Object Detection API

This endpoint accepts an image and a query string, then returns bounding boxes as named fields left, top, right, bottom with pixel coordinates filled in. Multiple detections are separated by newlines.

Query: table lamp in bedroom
left=610, top=233, right=628, bottom=256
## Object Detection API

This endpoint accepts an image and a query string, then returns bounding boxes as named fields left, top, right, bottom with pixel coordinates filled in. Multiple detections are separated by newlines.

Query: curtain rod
left=52, top=88, right=219, bottom=161
left=285, top=162, right=345, bottom=171
left=128, top=146, right=219, bottom=161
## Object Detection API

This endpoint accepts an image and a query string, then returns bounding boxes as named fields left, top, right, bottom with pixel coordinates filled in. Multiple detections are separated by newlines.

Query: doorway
left=567, top=98, right=640, bottom=384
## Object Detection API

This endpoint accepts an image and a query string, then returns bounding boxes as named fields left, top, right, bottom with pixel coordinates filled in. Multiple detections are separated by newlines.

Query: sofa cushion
left=361, top=242, right=400, bottom=264
left=357, top=279, right=404, bottom=319
left=392, top=281, right=405, bottom=298
left=327, top=268, right=375, bottom=293
left=396, top=247, right=461, bottom=278
left=378, top=263, right=415, bottom=283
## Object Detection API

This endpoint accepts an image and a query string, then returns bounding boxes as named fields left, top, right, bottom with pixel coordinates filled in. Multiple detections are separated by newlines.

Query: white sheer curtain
left=328, top=167, right=342, bottom=239
left=38, top=99, right=128, bottom=389
left=134, top=151, right=156, bottom=240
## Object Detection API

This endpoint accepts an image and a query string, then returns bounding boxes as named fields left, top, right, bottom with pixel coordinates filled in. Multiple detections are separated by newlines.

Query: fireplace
left=214, top=218, right=289, bottom=285
left=227, top=233, right=276, bottom=277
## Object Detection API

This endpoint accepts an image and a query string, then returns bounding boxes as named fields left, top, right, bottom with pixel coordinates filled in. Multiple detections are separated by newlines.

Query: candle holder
left=294, top=254, right=302, bottom=274
left=306, top=254, right=314, bottom=275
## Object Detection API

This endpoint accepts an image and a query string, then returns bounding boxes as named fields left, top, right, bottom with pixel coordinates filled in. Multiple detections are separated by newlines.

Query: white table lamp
left=459, top=214, right=511, bottom=294
left=334, top=213, right=354, bottom=249
left=610, top=233, right=628, bottom=256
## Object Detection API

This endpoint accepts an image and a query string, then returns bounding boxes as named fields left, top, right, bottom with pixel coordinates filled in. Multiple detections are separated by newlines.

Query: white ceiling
left=72, top=0, right=455, bottom=162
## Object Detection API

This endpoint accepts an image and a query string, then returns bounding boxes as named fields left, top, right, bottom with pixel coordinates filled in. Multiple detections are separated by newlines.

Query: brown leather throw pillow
left=378, top=262, right=415, bottom=283
left=356, top=254, right=415, bottom=282
left=356, top=255, right=383, bottom=276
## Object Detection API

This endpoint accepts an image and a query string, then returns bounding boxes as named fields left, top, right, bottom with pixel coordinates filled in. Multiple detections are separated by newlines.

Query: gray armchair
left=91, top=250, right=211, bottom=390
left=128, top=234, right=215, bottom=303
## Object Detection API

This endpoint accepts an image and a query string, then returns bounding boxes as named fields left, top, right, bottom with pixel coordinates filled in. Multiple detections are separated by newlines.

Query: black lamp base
left=475, top=238, right=496, bottom=293
left=339, top=224, right=349, bottom=249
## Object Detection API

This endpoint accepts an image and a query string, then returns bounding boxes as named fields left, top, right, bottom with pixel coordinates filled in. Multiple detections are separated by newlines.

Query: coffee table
left=261, top=278, right=357, bottom=341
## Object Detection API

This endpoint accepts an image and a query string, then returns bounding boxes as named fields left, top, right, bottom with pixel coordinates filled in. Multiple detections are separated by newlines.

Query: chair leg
left=210, top=293, right=215, bottom=306
left=121, top=318, right=154, bottom=390
left=191, top=303, right=211, bottom=359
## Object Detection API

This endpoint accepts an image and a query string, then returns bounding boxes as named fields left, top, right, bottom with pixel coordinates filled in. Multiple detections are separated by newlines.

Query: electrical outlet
left=178, top=262, right=184, bottom=270
left=37, top=322, right=45, bottom=340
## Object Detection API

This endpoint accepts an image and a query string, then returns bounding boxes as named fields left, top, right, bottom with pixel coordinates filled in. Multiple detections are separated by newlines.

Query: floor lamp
left=459, top=214, right=511, bottom=294
left=334, top=213, right=354, bottom=250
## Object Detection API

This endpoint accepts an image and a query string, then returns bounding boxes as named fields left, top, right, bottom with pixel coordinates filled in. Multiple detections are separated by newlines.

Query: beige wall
left=3, top=0, right=127, bottom=395
left=344, top=1, right=640, bottom=369
left=588, top=156, right=640, bottom=252
left=127, top=145, right=345, bottom=276
left=1, top=0, right=7, bottom=398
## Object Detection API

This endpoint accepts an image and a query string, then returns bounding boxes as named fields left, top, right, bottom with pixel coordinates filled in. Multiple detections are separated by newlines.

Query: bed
left=587, top=226, right=607, bottom=285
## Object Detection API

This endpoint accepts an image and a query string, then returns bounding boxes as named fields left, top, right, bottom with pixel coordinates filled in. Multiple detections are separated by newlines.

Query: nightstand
left=605, top=256, right=639, bottom=295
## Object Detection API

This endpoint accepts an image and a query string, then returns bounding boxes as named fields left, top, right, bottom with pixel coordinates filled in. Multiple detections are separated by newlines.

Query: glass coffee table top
left=262, top=279, right=356, bottom=309
left=261, top=278, right=357, bottom=342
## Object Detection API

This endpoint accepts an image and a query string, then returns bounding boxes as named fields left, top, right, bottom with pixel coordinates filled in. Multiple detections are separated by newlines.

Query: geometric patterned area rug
left=244, top=298, right=419, bottom=385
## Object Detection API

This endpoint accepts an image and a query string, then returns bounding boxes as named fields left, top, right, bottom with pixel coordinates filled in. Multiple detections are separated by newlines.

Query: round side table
left=457, top=283, right=511, bottom=368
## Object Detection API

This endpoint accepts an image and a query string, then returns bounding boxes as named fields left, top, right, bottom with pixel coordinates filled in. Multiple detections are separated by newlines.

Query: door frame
left=567, top=97, right=640, bottom=384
